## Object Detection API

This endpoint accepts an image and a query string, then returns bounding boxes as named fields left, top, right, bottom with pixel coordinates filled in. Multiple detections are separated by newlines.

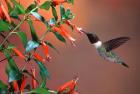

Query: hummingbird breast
left=97, top=47, right=123, bottom=64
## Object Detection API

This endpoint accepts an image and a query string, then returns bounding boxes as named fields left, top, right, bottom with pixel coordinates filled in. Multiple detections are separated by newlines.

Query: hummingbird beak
left=79, top=29, right=88, bottom=34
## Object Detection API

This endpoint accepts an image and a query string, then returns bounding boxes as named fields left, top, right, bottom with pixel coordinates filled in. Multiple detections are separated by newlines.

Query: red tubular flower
left=12, top=48, right=26, bottom=60
left=53, top=26, right=63, bottom=34
left=37, top=0, right=40, bottom=3
left=41, top=41, right=52, bottom=61
left=57, top=77, right=79, bottom=94
left=65, top=20, right=74, bottom=28
left=53, top=26, right=76, bottom=46
left=33, top=53, right=45, bottom=62
left=59, top=25, right=76, bottom=41
left=74, top=26, right=83, bottom=34
left=65, top=20, right=83, bottom=34
left=0, top=2, right=11, bottom=23
left=52, top=0, right=67, bottom=6
left=20, top=76, right=27, bottom=93
left=0, top=7, right=5, bottom=19
left=31, top=68, right=37, bottom=89
left=13, top=80, right=19, bottom=91
left=59, top=25, right=76, bottom=46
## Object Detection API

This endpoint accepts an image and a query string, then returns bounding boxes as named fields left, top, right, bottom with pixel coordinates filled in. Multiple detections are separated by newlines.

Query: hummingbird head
left=86, top=33, right=99, bottom=43
left=81, top=30, right=99, bottom=44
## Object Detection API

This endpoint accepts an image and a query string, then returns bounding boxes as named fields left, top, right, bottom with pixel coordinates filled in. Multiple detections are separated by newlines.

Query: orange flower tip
left=41, top=41, right=46, bottom=46
left=76, top=27, right=82, bottom=32
left=75, top=27, right=84, bottom=34
left=12, top=48, right=26, bottom=60
left=33, top=53, right=45, bottom=62
left=46, top=55, right=52, bottom=62
left=70, top=37, right=76, bottom=41
left=53, top=0, right=67, bottom=6
left=42, top=59, right=46, bottom=62
left=13, top=81, right=19, bottom=91
left=74, top=77, right=79, bottom=83
left=66, top=20, right=71, bottom=24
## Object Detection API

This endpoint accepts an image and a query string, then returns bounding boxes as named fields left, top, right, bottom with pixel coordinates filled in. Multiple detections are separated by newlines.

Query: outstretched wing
left=103, top=37, right=130, bottom=52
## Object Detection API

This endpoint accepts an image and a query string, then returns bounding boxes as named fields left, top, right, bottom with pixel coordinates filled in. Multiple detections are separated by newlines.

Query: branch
left=0, top=55, right=16, bottom=63
left=0, top=6, right=39, bottom=47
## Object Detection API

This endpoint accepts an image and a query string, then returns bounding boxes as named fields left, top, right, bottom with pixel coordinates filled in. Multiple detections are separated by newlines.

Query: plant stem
left=0, top=33, right=10, bottom=43
left=21, top=61, right=29, bottom=72
left=21, top=30, right=49, bottom=72
left=0, top=18, right=25, bottom=46
left=0, top=6, right=38, bottom=47
left=24, top=90, right=57, bottom=94
left=0, top=55, right=16, bottom=63
left=40, top=30, right=49, bottom=41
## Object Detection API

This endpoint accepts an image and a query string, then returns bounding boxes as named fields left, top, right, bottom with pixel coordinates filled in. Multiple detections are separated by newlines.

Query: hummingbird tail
left=121, top=62, right=129, bottom=68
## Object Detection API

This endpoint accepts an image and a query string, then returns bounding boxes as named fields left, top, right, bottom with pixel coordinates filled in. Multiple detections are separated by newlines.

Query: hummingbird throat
left=92, top=41, right=102, bottom=48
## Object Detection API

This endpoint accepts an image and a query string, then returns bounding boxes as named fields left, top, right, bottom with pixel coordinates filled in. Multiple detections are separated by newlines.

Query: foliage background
left=0, top=0, right=140, bottom=94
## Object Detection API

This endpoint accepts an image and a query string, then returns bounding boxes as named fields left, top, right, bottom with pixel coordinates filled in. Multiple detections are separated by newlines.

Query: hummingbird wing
left=103, top=37, right=130, bottom=52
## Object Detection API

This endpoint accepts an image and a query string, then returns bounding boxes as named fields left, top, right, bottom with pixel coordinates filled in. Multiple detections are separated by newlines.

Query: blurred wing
left=103, top=37, right=130, bottom=52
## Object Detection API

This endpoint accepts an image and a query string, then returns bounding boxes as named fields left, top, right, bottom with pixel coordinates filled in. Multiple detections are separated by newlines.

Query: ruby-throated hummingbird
left=81, top=30, right=130, bottom=68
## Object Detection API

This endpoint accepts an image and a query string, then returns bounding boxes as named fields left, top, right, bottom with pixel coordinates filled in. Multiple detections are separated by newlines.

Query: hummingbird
left=81, top=30, right=130, bottom=68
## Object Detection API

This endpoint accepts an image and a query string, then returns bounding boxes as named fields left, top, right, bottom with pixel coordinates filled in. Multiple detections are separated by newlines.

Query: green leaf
left=29, top=87, right=50, bottom=94
left=44, top=41, right=59, bottom=53
left=65, top=9, right=74, bottom=20
left=0, top=46, right=3, bottom=51
left=40, top=1, right=52, bottom=10
left=16, top=31, right=28, bottom=48
left=25, top=40, right=39, bottom=53
left=52, top=31, right=66, bottom=43
left=10, top=9, right=20, bottom=20
left=27, top=19, right=39, bottom=42
left=67, top=0, right=74, bottom=4
left=3, top=50, right=22, bottom=82
left=26, top=4, right=37, bottom=13
left=60, top=5, right=65, bottom=20
left=7, top=44, right=15, bottom=50
left=40, top=70, right=46, bottom=88
left=52, top=6, right=58, bottom=21
left=60, top=5, right=74, bottom=20
left=10, top=0, right=25, bottom=14
left=0, top=20, right=10, bottom=32
left=34, top=59, right=50, bottom=87
left=0, top=80, right=8, bottom=94
left=31, top=12, right=46, bottom=22
left=30, top=12, right=50, bottom=29
left=0, top=81, right=7, bottom=89
left=0, top=88, right=8, bottom=94
left=49, top=18, right=56, bottom=26
left=34, top=59, right=50, bottom=79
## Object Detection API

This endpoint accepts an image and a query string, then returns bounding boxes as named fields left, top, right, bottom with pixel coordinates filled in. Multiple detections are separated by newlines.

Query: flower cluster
left=0, top=0, right=82, bottom=94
